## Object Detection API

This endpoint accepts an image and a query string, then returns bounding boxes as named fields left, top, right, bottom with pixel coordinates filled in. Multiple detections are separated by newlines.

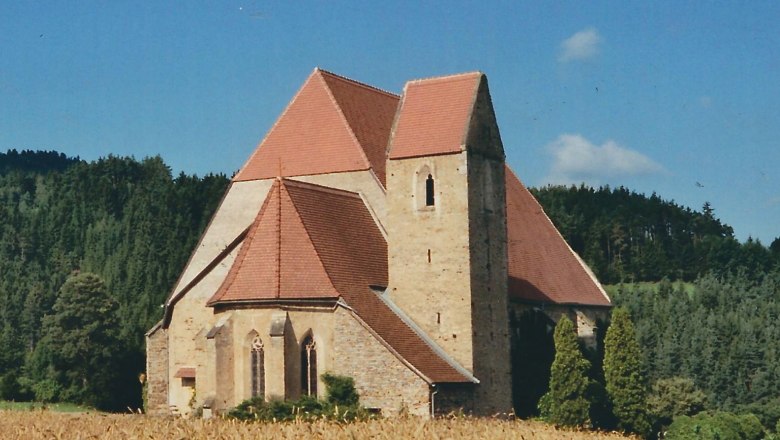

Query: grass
left=0, top=410, right=637, bottom=439
left=0, top=401, right=93, bottom=413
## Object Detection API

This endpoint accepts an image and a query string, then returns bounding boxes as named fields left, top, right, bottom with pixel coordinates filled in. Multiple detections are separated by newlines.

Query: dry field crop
left=0, top=410, right=635, bottom=439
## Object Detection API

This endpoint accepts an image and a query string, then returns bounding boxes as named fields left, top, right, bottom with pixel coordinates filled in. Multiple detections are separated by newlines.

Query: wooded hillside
left=532, top=185, right=779, bottom=283
left=0, top=150, right=777, bottom=424
left=0, top=150, right=228, bottom=409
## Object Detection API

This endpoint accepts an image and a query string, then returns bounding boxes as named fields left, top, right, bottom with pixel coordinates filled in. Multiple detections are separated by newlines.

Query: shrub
left=322, top=373, right=359, bottom=406
left=227, top=373, right=372, bottom=423
left=648, top=377, right=706, bottom=429
left=666, top=412, right=764, bottom=440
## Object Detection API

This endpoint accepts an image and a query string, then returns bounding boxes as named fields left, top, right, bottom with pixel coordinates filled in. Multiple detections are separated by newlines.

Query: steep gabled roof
left=388, top=72, right=482, bottom=159
left=234, top=68, right=398, bottom=185
left=505, top=167, right=611, bottom=306
left=208, top=178, right=471, bottom=383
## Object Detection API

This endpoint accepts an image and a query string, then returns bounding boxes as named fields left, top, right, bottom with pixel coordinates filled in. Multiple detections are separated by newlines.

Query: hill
left=0, top=151, right=229, bottom=409
left=532, top=184, right=779, bottom=283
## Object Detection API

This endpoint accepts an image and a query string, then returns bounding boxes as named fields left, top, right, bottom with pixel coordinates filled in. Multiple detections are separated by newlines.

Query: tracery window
left=250, top=335, right=265, bottom=398
left=300, top=334, right=317, bottom=396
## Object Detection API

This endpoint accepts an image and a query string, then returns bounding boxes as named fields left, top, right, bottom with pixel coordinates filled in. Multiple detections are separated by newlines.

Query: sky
left=1, top=1, right=778, bottom=243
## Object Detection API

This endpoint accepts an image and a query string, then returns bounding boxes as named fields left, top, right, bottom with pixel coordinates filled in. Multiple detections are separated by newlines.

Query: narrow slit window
left=425, top=174, right=435, bottom=206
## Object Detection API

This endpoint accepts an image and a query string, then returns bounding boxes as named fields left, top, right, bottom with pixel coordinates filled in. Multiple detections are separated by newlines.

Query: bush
left=648, top=377, right=707, bottom=429
left=227, top=373, right=372, bottom=423
left=322, top=373, right=359, bottom=406
left=666, top=412, right=764, bottom=440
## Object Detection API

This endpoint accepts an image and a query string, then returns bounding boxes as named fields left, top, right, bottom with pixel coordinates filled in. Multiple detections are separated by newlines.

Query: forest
left=0, top=150, right=228, bottom=409
left=0, top=150, right=778, bottom=430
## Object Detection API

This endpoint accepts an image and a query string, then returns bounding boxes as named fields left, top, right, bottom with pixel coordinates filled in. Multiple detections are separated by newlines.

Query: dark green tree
left=538, top=316, right=592, bottom=427
left=31, top=272, right=126, bottom=409
left=604, top=307, right=651, bottom=436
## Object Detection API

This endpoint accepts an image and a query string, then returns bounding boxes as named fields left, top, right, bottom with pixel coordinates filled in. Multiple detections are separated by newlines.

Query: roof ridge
left=207, top=180, right=280, bottom=306
left=280, top=182, right=340, bottom=295
left=315, top=67, right=400, bottom=98
left=405, top=71, right=483, bottom=86
left=282, top=178, right=362, bottom=199
left=316, top=73, right=374, bottom=176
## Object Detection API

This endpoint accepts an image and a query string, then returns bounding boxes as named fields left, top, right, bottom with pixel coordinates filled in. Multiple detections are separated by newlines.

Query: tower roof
left=233, top=68, right=398, bottom=185
left=388, top=72, right=482, bottom=159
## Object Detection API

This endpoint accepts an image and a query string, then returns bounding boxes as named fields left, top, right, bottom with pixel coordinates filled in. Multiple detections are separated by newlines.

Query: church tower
left=385, top=72, right=512, bottom=413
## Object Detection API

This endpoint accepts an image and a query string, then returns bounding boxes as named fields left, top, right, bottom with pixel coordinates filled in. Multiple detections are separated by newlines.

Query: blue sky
left=1, top=1, right=778, bottom=243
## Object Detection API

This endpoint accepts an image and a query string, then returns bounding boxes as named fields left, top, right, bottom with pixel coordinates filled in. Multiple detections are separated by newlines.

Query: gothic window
left=300, top=334, right=317, bottom=396
left=250, top=336, right=265, bottom=398
left=425, top=174, right=435, bottom=206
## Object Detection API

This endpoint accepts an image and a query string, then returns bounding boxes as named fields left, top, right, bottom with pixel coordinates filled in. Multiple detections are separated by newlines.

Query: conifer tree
left=538, top=316, right=592, bottom=427
left=603, top=307, right=651, bottom=436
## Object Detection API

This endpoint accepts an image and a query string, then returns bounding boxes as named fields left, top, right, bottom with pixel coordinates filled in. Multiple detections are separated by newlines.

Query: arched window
left=425, top=174, right=435, bottom=206
left=250, top=335, right=265, bottom=398
left=300, top=334, right=317, bottom=396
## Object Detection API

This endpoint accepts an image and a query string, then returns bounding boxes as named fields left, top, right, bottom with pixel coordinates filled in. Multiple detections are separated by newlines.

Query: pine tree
left=604, top=307, right=651, bottom=436
left=538, top=316, right=592, bottom=427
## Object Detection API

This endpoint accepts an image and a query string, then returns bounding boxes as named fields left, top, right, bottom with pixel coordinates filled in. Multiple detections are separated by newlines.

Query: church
left=145, top=68, right=611, bottom=417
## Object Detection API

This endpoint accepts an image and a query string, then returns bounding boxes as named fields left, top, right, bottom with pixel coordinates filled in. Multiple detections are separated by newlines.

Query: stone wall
left=386, top=152, right=474, bottom=371
left=332, top=307, right=430, bottom=417
left=145, top=326, right=169, bottom=415
left=466, top=152, right=513, bottom=414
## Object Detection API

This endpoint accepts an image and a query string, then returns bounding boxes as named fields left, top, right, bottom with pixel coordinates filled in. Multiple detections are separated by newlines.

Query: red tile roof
left=233, top=69, right=398, bottom=185
left=208, top=178, right=471, bottom=383
left=207, top=179, right=340, bottom=304
left=506, top=166, right=611, bottom=306
left=388, top=72, right=482, bottom=159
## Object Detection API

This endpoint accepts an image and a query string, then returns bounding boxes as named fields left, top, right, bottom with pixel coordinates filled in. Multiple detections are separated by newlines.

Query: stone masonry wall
left=332, top=307, right=430, bottom=417
left=145, top=326, right=169, bottom=415
left=386, top=152, right=474, bottom=372
left=466, top=152, right=513, bottom=414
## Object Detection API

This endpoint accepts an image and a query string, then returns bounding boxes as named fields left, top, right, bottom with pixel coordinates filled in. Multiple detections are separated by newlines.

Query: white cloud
left=559, top=27, right=602, bottom=62
left=544, top=134, right=665, bottom=185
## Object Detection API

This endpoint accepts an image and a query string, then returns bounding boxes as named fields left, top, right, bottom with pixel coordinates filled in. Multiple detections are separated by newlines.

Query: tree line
left=532, top=184, right=779, bottom=284
left=0, top=150, right=228, bottom=410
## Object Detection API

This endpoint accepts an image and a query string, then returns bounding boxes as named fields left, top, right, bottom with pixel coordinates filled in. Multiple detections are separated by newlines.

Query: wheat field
left=0, top=410, right=635, bottom=439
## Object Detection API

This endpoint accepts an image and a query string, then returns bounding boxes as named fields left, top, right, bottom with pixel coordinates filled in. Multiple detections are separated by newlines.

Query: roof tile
left=388, top=72, right=482, bottom=159
left=506, top=166, right=611, bottom=306
left=234, top=69, right=398, bottom=184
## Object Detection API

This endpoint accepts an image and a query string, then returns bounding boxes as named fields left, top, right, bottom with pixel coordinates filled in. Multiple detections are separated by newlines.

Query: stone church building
left=145, top=69, right=611, bottom=417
